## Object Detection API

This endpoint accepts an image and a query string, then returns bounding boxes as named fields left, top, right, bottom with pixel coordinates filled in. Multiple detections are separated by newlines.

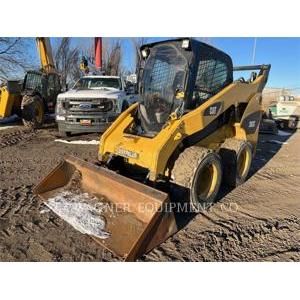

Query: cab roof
left=82, top=75, right=120, bottom=79
left=140, top=38, right=232, bottom=66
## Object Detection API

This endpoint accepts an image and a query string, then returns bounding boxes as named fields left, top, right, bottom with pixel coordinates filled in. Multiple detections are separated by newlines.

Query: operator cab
left=135, top=38, right=233, bottom=136
left=23, top=70, right=61, bottom=112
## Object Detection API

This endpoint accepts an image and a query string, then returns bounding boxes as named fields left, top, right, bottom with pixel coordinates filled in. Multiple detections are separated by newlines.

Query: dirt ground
left=0, top=122, right=299, bottom=261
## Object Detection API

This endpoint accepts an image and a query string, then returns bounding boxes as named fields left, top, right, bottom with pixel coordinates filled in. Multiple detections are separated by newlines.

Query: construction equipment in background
left=94, top=37, right=103, bottom=70
left=268, top=95, right=300, bottom=129
left=259, top=108, right=278, bottom=134
left=0, top=38, right=61, bottom=129
left=80, top=37, right=102, bottom=75
left=57, top=37, right=137, bottom=136
left=0, top=80, right=23, bottom=122
left=79, top=56, right=89, bottom=75
left=35, top=38, right=270, bottom=261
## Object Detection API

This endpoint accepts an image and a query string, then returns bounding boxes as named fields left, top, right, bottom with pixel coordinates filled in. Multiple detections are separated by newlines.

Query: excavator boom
left=36, top=37, right=56, bottom=73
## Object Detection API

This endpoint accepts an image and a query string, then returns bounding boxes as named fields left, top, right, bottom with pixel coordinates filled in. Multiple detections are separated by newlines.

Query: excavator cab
left=21, top=70, right=61, bottom=128
left=23, top=71, right=44, bottom=95
left=23, top=70, right=61, bottom=111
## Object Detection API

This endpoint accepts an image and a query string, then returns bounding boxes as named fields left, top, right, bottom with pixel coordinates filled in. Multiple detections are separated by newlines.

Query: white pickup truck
left=55, top=75, right=137, bottom=136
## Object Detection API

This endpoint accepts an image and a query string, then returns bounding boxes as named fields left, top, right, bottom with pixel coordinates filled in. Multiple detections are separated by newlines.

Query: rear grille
left=64, top=98, right=114, bottom=113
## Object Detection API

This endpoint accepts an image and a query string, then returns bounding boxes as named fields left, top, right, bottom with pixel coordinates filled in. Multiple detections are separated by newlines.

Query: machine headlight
left=141, top=48, right=149, bottom=59
left=182, top=39, right=190, bottom=49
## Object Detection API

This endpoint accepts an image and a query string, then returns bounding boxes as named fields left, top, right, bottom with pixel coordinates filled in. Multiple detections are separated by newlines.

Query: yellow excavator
left=35, top=38, right=270, bottom=261
left=0, top=38, right=61, bottom=128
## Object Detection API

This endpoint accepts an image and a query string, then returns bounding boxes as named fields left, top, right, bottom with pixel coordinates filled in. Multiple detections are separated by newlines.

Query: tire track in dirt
left=0, top=126, right=299, bottom=261
left=143, top=132, right=300, bottom=262
left=143, top=215, right=300, bottom=261
left=0, top=185, right=119, bottom=261
left=0, top=129, right=36, bottom=149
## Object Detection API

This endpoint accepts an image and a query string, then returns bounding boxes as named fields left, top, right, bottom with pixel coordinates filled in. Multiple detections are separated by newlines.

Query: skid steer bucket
left=34, top=156, right=178, bottom=261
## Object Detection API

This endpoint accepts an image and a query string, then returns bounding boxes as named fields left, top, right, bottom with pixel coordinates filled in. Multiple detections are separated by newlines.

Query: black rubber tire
left=21, top=94, right=45, bottom=129
left=171, top=146, right=223, bottom=212
left=219, top=139, right=253, bottom=187
left=278, top=120, right=288, bottom=130
left=288, top=117, right=297, bottom=130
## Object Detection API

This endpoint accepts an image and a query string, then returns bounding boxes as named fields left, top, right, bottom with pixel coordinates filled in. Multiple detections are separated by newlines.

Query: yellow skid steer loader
left=34, top=38, right=270, bottom=261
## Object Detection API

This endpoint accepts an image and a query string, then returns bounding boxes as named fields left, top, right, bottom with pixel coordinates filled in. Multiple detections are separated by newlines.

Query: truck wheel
left=21, top=94, right=45, bottom=129
left=171, top=146, right=223, bottom=212
left=288, top=117, right=297, bottom=129
left=219, top=139, right=253, bottom=187
left=278, top=120, right=287, bottom=130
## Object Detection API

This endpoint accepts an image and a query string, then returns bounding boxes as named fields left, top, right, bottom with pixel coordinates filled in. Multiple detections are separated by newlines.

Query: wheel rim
left=237, top=147, right=251, bottom=179
left=196, top=162, right=219, bottom=200
left=35, top=102, right=43, bottom=124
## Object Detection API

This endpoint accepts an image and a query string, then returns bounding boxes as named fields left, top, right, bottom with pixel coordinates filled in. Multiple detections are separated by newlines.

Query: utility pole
left=252, top=37, right=257, bottom=64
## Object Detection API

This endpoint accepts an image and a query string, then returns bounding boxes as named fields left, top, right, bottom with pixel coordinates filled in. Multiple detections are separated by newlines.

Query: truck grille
left=64, top=98, right=114, bottom=113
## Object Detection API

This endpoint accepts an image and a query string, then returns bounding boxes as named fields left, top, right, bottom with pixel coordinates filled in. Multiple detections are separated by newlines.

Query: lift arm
left=36, top=38, right=56, bottom=73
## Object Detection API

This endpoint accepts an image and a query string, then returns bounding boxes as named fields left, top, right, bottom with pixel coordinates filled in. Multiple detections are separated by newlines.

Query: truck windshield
left=73, top=77, right=121, bottom=90
left=140, top=44, right=187, bottom=130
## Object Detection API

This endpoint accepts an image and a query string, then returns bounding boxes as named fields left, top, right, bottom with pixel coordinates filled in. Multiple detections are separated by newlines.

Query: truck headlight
left=110, top=98, right=118, bottom=111
left=56, top=115, right=66, bottom=121
left=56, top=99, right=66, bottom=119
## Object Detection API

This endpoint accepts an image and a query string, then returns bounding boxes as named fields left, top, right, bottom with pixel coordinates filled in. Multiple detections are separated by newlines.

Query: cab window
left=193, top=50, right=232, bottom=106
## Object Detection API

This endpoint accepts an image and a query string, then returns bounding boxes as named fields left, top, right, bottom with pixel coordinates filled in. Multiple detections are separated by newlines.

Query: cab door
left=46, top=74, right=60, bottom=112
